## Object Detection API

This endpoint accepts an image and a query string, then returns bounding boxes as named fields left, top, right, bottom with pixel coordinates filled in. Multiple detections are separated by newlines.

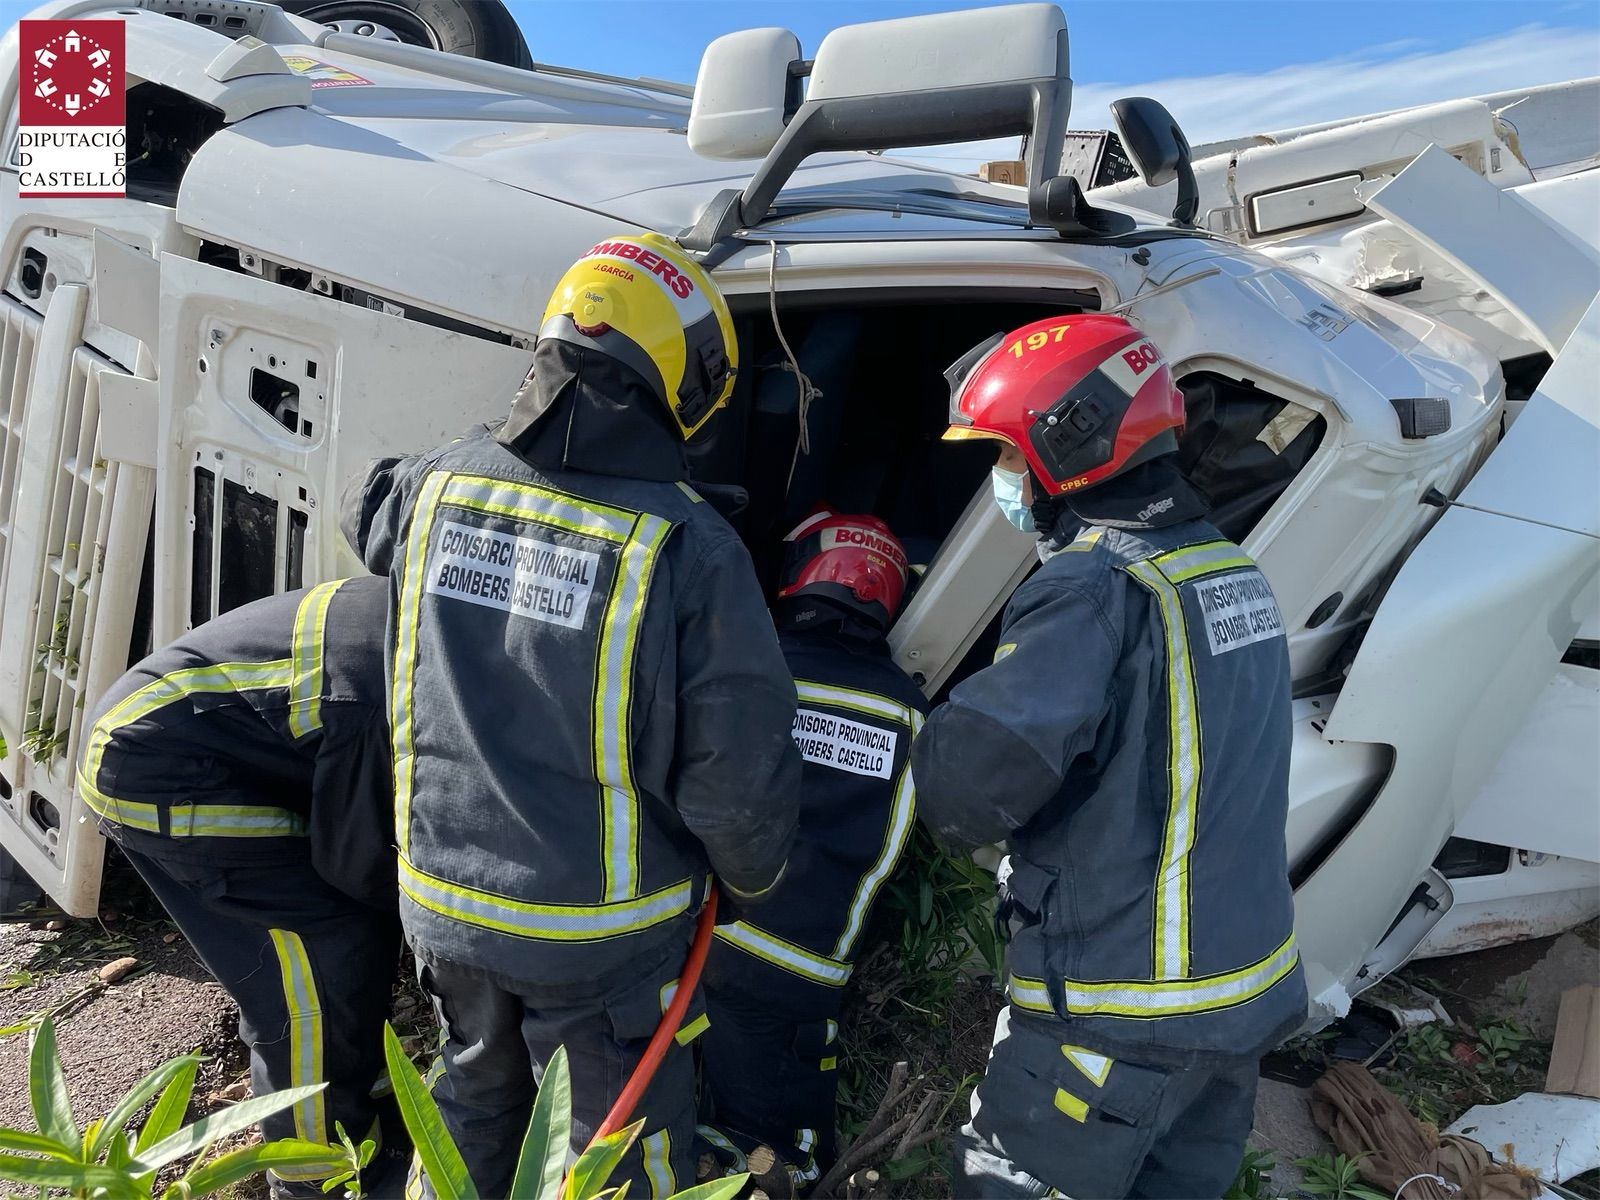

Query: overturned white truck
left=0, top=0, right=1593, bottom=1030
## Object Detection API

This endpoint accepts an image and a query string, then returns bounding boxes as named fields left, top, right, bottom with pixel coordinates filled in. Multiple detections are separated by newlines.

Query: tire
left=278, top=0, right=533, bottom=69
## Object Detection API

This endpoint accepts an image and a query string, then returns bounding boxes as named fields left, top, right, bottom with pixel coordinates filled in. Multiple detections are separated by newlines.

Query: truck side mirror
left=688, top=28, right=804, bottom=161
left=1110, top=96, right=1198, bottom=227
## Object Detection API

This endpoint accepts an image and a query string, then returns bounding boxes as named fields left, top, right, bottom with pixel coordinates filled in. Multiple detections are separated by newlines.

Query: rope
left=767, top=240, right=822, bottom=487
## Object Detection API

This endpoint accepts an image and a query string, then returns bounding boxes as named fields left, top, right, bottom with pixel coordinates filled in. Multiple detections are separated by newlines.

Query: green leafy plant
left=1294, top=1152, right=1389, bottom=1200
left=1223, top=1148, right=1278, bottom=1200
left=322, top=1122, right=378, bottom=1197
left=0, top=1015, right=347, bottom=1198
left=382, top=1023, right=743, bottom=1200
left=873, top=828, right=1001, bottom=1018
left=1475, top=1019, right=1531, bottom=1069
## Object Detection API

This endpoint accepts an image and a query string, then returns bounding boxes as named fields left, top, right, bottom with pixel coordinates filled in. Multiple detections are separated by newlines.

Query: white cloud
left=893, top=24, right=1600, bottom=173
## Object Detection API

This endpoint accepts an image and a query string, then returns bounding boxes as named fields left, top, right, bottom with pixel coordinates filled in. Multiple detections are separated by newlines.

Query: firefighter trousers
left=409, top=944, right=701, bottom=1200
left=121, top=847, right=405, bottom=1198
left=954, top=1007, right=1260, bottom=1199
left=700, top=969, right=841, bottom=1189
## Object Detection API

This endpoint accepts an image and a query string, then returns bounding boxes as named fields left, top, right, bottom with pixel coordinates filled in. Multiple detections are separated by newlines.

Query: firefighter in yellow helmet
left=343, top=234, right=800, bottom=1199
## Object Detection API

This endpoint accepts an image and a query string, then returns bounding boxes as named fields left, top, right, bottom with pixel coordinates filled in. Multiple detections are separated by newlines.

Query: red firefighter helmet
left=943, top=313, right=1185, bottom=495
left=777, top=511, right=910, bottom=632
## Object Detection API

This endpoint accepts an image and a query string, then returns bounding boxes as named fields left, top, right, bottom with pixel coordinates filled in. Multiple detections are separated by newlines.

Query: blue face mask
left=991, top=466, right=1036, bottom=533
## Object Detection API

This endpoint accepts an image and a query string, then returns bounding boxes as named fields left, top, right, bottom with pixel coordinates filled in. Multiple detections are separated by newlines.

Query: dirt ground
left=0, top=860, right=251, bottom=1130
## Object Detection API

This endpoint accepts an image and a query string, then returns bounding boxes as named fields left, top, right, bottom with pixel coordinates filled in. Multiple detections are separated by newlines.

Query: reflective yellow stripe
left=794, top=681, right=917, bottom=727
left=674, top=481, right=704, bottom=503
left=77, top=659, right=305, bottom=838
left=1125, top=560, right=1200, bottom=980
left=269, top=929, right=327, bottom=1156
left=675, top=1013, right=710, bottom=1046
left=399, top=858, right=693, bottom=941
left=439, top=474, right=635, bottom=543
left=993, top=642, right=1017, bottom=663
left=714, top=921, right=852, bottom=986
left=77, top=786, right=307, bottom=838
left=1053, top=1088, right=1089, bottom=1122
left=1011, top=934, right=1300, bottom=1019
left=641, top=1129, right=674, bottom=1200
left=392, top=472, right=450, bottom=859
left=819, top=1056, right=837, bottom=1072
left=1152, top=539, right=1254, bottom=585
left=288, top=581, right=342, bottom=738
left=596, top=514, right=674, bottom=902
left=832, top=710, right=921, bottom=960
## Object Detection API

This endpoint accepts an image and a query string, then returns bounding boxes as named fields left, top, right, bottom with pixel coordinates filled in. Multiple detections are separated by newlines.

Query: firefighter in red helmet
left=698, top=512, right=927, bottom=1196
left=916, top=315, right=1305, bottom=1198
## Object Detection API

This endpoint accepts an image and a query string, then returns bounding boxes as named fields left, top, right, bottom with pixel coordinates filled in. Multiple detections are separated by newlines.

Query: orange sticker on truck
left=281, top=56, right=373, bottom=89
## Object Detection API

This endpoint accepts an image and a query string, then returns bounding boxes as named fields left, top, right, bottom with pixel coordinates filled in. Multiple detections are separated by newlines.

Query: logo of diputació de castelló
left=17, top=20, right=126, bottom=197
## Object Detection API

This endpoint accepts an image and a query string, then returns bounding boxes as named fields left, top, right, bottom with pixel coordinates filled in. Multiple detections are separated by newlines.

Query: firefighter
left=77, top=577, right=402, bottom=1200
left=699, top=512, right=926, bottom=1194
left=342, top=233, right=801, bottom=1200
left=914, top=315, right=1307, bottom=1199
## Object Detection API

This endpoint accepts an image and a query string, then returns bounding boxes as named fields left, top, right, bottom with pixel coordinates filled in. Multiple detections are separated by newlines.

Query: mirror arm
left=1173, top=160, right=1199, bottom=227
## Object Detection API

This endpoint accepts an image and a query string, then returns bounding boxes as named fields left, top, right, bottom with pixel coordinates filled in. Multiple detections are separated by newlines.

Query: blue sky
left=507, top=0, right=1600, bottom=165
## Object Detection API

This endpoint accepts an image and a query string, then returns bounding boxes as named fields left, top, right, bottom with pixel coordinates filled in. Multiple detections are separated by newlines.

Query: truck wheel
left=278, top=0, right=533, bottom=69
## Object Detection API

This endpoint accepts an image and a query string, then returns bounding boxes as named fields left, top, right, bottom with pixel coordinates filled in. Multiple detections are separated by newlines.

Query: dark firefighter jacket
left=914, top=479, right=1307, bottom=1064
left=708, top=629, right=928, bottom=1006
left=77, top=577, right=395, bottom=909
left=340, top=341, right=801, bottom=984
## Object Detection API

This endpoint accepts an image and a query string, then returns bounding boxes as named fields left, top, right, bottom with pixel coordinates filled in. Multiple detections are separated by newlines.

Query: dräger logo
left=583, top=241, right=694, bottom=299
left=1137, top=496, right=1176, bottom=521
left=17, top=20, right=125, bottom=198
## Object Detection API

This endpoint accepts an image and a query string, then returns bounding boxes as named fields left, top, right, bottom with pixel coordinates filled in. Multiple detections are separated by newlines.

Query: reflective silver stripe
left=1154, top=540, right=1254, bottom=585
left=695, top=1125, right=747, bottom=1172
left=439, top=474, right=634, bottom=541
left=795, top=681, right=913, bottom=725
left=288, top=581, right=341, bottom=738
left=832, top=712, right=921, bottom=959
left=714, top=921, right=852, bottom=986
left=166, top=807, right=308, bottom=837
left=392, top=471, right=450, bottom=859
left=597, top=514, right=673, bottom=902
left=1013, top=937, right=1299, bottom=1019
left=1060, top=935, right=1300, bottom=1017
left=1009, top=974, right=1053, bottom=1014
left=399, top=859, right=692, bottom=940
left=269, top=929, right=327, bottom=1154
left=641, top=1129, right=674, bottom=1199
left=1126, top=560, right=1201, bottom=980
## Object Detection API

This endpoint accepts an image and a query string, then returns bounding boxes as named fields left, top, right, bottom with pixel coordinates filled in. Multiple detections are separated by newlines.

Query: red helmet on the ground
left=777, top=511, right=910, bottom=632
left=943, top=314, right=1185, bottom=495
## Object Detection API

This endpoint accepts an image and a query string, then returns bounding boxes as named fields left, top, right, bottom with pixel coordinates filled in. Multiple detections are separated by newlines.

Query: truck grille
left=0, top=290, right=153, bottom=913
left=26, top=344, right=122, bottom=778
left=0, top=304, right=40, bottom=623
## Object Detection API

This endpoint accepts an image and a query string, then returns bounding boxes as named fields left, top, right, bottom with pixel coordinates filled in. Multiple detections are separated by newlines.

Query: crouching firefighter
left=342, top=233, right=801, bottom=1199
left=77, top=577, right=404, bottom=1200
left=699, top=513, right=927, bottom=1195
left=914, top=315, right=1308, bottom=1200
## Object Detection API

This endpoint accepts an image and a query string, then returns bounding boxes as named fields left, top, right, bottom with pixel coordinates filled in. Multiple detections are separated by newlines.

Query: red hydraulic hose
left=592, top=888, right=719, bottom=1142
